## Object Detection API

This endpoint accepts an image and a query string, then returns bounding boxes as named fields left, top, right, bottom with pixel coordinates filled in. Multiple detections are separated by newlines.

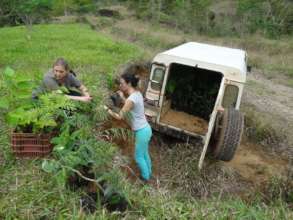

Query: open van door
left=198, top=77, right=226, bottom=169
left=198, top=78, right=244, bottom=169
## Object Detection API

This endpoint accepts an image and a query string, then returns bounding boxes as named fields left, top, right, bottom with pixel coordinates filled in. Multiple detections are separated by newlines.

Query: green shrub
left=237, top=0, right=293, bottom=38
left=0, top=67, right=76, bottom=133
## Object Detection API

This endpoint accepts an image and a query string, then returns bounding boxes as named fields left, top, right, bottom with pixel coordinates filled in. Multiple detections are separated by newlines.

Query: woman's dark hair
left=121, top=73, right=139, bottom=87
left=53, top=57, right=70, bottom=71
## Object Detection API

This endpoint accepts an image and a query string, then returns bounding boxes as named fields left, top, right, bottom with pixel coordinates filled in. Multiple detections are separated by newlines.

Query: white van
left=143, top=42, right=247, bottom=169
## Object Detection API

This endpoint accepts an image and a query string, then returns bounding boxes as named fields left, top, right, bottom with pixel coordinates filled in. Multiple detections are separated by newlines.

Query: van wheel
left=209, top=108, right=244, bottom=161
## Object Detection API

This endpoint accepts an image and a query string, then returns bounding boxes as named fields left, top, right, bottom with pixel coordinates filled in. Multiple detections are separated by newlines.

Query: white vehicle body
left=144, top=42, right=247, bottom=169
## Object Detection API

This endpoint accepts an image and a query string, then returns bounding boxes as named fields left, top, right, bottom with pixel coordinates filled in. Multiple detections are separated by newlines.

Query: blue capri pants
left=134, top=124, right=152, bottom=180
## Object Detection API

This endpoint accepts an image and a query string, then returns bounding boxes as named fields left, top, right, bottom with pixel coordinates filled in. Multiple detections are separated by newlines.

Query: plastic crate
left=11, top=132, right=54, bottom=157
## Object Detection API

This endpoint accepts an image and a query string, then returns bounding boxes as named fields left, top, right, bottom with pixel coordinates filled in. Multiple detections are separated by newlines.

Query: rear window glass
left=151, top=68, right=164, bottom=91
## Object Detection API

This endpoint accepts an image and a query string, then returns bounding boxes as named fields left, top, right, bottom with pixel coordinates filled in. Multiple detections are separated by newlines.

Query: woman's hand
left=66, top=95, right=92, bottom=102
left=117, top=90, right=126, bottom=103
left=80, top=95, right=92, bottom=102
left=117, top=90, right=124, bottom=97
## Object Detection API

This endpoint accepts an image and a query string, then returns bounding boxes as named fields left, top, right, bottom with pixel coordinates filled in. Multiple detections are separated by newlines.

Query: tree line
left=0, top=0, right=292, bottom=38
left=127, top=0, right=293, bottom=38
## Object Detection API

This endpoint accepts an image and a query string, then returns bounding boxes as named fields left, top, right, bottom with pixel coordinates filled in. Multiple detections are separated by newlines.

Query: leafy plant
left=0, top=67, right=34, bottom=111
left=166, top=64, right=221, bottom=120
left=8, top=92, right=76, bottom=133
left=0, top=67, right=76, bottom=133
left=39, top=99, right=130, bottom=212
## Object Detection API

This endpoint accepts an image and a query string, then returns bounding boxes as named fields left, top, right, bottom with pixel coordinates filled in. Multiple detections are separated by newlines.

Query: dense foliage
left=128, top=0, right=293, bottom=38
left=0, top=0, right=292, bottom=38
left=0, top=0, right=53, bottom=28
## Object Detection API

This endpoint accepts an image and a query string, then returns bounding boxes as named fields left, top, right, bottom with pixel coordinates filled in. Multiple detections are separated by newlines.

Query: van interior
left=159, top=63, right=223, bottom=135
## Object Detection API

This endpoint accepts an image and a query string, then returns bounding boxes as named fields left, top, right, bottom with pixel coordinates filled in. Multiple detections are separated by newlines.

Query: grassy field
left=0, top=23, right=292, bottom=219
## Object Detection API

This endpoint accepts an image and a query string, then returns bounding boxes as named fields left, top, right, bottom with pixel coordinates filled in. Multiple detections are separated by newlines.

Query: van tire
left=211, top=108, right=244, bottom=161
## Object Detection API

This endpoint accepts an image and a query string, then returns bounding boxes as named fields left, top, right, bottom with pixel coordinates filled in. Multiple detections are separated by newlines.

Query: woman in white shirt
left=105, top=73, right=152, bottom=181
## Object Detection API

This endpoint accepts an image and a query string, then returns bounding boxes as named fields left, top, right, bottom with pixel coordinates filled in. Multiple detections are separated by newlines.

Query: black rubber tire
left=210, top=108, right=244, bottom=161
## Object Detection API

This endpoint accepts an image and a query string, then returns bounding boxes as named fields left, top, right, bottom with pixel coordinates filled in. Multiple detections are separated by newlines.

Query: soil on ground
left=225, top=141, right=288, bottom=185
left=160, top=109, right=208, bottom=135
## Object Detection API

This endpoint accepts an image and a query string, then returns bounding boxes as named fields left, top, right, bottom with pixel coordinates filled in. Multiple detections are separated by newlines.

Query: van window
left=151, top=68, right=165, bottom=91
left=222, top=85, right=238, bottom=108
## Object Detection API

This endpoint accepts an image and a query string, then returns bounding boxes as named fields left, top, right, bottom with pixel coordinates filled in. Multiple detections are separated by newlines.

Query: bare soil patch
left=225, top=141, right=288, bottom=185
